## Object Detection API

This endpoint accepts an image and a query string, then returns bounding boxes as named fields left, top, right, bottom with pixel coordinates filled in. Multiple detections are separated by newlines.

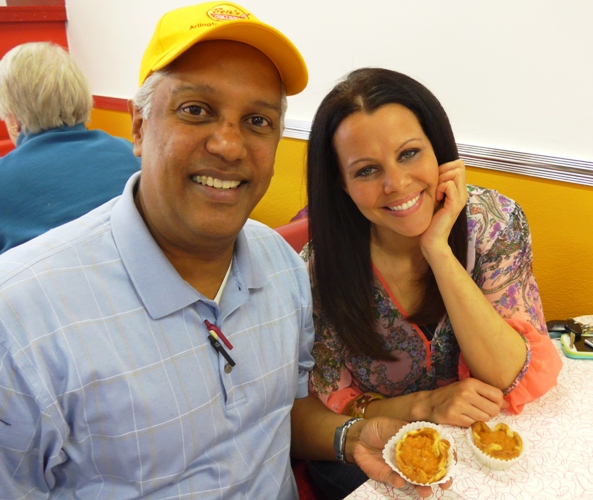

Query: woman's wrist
left=407, top=390, right=435, bottom=422
left=361, top=391, right=433, bottom=422
left=343, top=392, right=385, bottom=418
left=421, top=243, right=455, bottom=269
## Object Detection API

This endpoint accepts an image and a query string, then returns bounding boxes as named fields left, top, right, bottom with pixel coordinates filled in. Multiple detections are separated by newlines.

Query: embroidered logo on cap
left=207, top=4, right=250, bottom=22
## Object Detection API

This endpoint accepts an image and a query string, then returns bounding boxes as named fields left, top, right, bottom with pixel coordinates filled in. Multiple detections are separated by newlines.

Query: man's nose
left=205, top=121, right=248, bottom=162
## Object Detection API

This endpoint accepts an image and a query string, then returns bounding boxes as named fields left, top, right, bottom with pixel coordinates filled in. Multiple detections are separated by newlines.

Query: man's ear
left=128, top=99, right=144, bottom=157
left=4, top=113, right=20, bottom=145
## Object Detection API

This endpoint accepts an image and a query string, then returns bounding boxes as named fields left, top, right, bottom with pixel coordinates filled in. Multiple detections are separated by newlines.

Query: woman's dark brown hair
left=307, top=68, right=468, bottom=360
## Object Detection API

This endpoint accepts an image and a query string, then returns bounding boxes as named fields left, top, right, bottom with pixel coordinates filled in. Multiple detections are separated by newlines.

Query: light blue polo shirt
left=0, top=172, right=314, bottom=499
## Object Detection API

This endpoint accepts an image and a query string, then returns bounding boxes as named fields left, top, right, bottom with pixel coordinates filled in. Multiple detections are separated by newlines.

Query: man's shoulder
left=243, top=218, right=277, bottom=236
left=84, top=130, right=141, bottom=164
left=0, top=143, right=23, bottom=174
left=240, top=219, right=307, bottom=274
left=87, top=129, right=135, bottom=150
left=0, top=199, right=117, bottom=287
left=242, top=219, right=300, bottom=255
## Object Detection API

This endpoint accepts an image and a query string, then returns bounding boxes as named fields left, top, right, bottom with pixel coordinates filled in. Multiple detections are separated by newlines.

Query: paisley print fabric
left=303, top=186, right=558, bottom=414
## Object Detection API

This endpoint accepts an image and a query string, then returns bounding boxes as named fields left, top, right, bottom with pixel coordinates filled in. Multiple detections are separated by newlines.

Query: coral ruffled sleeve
left=458, top=318, right=562, bottom=414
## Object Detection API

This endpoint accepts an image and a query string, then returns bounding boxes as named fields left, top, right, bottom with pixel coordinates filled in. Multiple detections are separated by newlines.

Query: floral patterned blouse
left=302, top=186, right=562, bottom=415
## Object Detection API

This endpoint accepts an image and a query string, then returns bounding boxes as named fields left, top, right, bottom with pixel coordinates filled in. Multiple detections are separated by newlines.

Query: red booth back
left=274, top=217, right=309, bottom=253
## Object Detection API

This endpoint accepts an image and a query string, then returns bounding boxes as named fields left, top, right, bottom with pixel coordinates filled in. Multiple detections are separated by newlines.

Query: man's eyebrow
left=170, top=83, right=215, bottom=96
left=170, top=84, right=282, bottom=114
left=252, top=99, right=282, bottom=114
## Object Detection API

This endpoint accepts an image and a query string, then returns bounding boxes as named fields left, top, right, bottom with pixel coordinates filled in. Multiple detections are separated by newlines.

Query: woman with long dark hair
left=303, top=68, right=561, bottom=498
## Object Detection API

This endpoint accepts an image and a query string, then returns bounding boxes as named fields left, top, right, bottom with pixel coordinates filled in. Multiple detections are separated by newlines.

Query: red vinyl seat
left=274, top=217, right=309, bottom=253
left=277, top=218, right=324, bottom=498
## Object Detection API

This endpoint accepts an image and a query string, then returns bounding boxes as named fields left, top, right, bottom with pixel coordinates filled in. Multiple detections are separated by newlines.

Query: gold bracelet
left=343, top=392, right=385, bottom=418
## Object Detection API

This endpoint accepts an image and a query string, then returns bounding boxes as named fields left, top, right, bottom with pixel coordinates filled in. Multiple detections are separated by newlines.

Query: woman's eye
left=355, top=166, right=377, bottom=177
left=400, top=149, right=419, bottom=161
left=248, top=116, right=271, bottom=128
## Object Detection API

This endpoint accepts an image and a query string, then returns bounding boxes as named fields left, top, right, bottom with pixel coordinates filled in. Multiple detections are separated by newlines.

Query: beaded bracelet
left=343, top=392, right=385, bottom=418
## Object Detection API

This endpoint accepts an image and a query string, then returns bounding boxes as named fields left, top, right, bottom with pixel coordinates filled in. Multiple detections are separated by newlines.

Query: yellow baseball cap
left=139, top=2, right=308, bottom=95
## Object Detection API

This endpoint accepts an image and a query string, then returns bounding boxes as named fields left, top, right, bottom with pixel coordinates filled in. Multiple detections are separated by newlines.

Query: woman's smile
left=385, top=191, right=423, bottom=214
left=334, top=103, right=439, bottom=239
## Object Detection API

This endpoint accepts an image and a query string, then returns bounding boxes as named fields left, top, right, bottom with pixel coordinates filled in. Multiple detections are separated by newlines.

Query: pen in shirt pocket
left=204, top=320, right=236, bottom=368
left=207, top=335, right=236, bottom=367
left=204, top=319, right=233, bottom=349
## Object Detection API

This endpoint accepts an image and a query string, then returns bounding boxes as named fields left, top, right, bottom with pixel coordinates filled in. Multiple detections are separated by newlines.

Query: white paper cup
left=467, top=422, right=525, bottom=470
left=382, top=421, right=456, bottom=486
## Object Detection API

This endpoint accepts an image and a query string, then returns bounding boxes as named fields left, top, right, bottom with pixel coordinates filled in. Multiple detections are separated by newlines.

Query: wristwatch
left=333, top=417, right=363, bottom=465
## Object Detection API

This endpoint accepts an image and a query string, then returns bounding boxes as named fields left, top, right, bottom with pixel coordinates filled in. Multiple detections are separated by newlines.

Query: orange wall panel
left=88, top=107, right=134, bottom=143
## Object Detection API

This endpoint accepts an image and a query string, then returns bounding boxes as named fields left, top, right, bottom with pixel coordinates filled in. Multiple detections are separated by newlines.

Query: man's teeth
left=388, top=194, right=420, bottom=211
left=192, top=175, right=241, bottom=189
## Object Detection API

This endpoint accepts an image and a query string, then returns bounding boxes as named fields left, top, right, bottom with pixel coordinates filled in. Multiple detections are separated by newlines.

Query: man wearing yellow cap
left=0, top=3, right=448, bottom=498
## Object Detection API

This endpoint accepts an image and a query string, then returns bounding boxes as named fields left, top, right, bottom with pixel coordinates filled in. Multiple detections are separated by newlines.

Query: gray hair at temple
left=0, top=42, right=93, bottom=135
left=132, top=68, right=288, bottom=129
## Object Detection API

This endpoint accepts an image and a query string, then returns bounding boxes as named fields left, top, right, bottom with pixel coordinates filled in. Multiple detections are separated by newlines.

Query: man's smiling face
left=131, top=40, right=283, bottom=255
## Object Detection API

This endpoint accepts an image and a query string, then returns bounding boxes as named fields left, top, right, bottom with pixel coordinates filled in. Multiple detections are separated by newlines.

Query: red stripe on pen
left=204, top=320, right=233, bottom=350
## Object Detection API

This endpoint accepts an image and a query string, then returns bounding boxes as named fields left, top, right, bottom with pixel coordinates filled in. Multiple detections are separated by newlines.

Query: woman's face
left=334, top=103, right=439, bottom=241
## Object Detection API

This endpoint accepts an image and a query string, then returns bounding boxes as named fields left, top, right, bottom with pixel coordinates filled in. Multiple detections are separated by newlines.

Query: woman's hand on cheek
left=435, top=159, right=467, bottom=206
left=420, top=160, right=468, bottom=258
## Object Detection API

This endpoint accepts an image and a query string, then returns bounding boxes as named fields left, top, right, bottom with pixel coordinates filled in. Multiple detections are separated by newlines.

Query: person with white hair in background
left=0, top=42, right=140, bottom=253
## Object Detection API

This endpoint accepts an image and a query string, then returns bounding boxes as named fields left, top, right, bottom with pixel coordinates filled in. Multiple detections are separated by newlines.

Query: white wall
left=65, top=0, right=593, bottom=162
